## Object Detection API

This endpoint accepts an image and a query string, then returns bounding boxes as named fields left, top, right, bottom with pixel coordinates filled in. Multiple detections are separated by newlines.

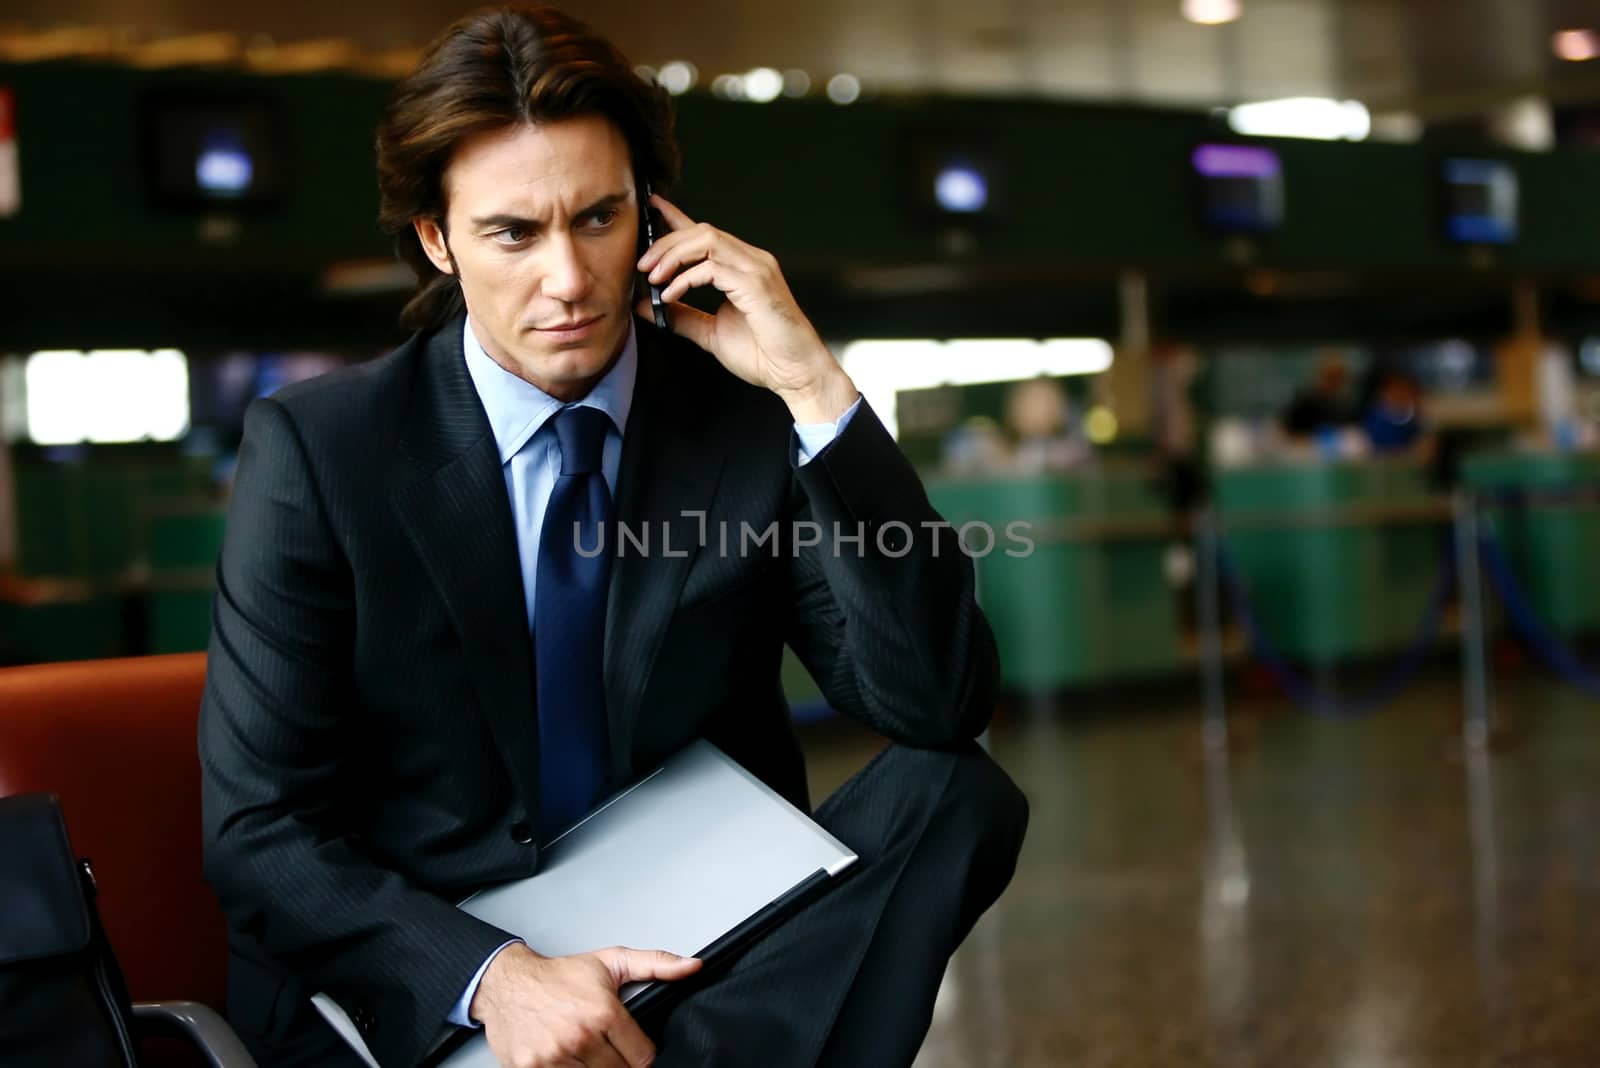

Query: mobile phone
left=639, top=179, right=670, bottom=331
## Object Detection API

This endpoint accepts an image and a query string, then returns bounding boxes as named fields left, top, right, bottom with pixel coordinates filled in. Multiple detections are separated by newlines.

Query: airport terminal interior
left=4, top=0, right=1600, bottom=1064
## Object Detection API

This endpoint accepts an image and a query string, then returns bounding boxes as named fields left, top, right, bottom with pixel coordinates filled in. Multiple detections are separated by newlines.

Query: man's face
left=414, top=115, right=640, bottom=401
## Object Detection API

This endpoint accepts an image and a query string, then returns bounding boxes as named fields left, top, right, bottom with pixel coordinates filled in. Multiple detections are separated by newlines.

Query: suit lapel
left=388, top=321, right=543, bottom=825
left=603, top=322, right=725, bottom=780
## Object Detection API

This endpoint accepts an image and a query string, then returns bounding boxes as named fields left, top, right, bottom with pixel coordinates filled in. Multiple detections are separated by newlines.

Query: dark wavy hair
left=376, top=5, right=681, bottom=332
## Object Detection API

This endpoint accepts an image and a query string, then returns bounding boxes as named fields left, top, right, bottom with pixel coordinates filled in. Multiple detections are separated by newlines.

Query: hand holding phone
left=639, top=180, right=670, bottom=331
left=633, top=192, right=858, bottom=425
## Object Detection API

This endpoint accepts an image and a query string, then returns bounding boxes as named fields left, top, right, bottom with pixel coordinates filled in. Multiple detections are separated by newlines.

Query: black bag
left=0, top=792, right=140, bottom=1067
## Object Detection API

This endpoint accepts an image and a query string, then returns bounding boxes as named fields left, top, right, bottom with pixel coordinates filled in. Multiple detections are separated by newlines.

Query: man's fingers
left=639, top=221, right=770, bottom=286
left=643, top=232, right=710, bottom=283
left=659, top=260, right=723, bottom=305
left=643, top=230, right=766, bottom=289
left=634, top=296, right=716, bottom=351
left=649, top=192, right=695, bottom=231
left=595, top=946, right=704, bottom=985
left=579, top=1041, right=630, bottom=1068
left=604, top=1013, right=658, bottom=1068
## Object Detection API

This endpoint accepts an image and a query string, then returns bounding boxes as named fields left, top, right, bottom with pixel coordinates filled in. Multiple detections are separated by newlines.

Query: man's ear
left=413, top=216, right=455, bottom=275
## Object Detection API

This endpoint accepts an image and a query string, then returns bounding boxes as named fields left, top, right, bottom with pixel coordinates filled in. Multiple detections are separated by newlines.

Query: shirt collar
left=461, top=314, right=637, bottom=464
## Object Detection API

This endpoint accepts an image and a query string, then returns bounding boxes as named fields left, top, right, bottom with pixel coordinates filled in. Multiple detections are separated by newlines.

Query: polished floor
left=798, top=672, right=1600, bottom=1068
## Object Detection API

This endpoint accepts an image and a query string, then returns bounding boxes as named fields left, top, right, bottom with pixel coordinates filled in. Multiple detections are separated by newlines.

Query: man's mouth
left=534, top=315, right=602, bottom=340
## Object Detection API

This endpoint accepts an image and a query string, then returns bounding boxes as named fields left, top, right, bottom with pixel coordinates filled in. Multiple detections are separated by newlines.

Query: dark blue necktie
left=534, top=405, right=614, bottom=840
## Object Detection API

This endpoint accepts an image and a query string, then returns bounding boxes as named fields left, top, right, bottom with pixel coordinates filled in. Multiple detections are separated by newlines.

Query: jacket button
left=509, top=820, right=535, bottom=844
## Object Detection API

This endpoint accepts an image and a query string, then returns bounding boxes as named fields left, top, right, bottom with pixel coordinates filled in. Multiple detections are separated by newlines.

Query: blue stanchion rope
left=1214, top=540, right=1456, bottom=718
left=1476, top=531, right=1600, bottom=699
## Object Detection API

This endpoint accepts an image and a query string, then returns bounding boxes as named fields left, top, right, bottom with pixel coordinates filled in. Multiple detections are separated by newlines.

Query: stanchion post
left=968, top=527, right=994, bottom=752
left=1455, top=490, right=1493, bottom=751
left=1196, top=507, right=1229, bottom=751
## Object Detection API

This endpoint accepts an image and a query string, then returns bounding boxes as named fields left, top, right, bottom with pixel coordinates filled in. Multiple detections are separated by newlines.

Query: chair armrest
left=131, top=1000, right=259, bottom=1068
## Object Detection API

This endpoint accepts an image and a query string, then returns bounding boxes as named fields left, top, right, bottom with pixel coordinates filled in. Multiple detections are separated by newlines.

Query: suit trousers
left=235, top=741, right=1028, bottom=1067
left=648, top=740, right=1028, bottom=1067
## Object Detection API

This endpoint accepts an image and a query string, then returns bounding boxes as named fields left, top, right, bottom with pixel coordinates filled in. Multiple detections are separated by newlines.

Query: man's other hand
left=469, top=942, right=702, bottom=1067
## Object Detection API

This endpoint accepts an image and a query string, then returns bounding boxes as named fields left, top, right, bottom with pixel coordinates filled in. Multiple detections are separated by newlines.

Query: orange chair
left=0, top=653, right=251, bottom=1065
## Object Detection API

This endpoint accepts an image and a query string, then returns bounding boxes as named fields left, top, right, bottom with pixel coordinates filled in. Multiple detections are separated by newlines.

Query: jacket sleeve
left=784, top=398, right=1000, bottom=746
left=198, top=397, right=510, bottom=1067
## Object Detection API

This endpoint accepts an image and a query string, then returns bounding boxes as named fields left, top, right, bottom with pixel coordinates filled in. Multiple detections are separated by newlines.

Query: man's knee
left=880, top=741, right=1029, bottom=857
left=954, top=744, right=1029, bottom=867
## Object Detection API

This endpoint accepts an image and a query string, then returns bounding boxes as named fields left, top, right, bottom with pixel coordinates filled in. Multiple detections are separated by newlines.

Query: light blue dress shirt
left=447, top=316, right=859, bottom=1027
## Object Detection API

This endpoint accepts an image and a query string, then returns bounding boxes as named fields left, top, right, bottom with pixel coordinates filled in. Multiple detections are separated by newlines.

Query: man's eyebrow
left=469, top=191, right=631, bottom=232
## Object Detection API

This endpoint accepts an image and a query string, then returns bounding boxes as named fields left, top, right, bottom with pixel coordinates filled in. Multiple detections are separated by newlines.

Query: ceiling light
left=826, top=73, right=861, bottom=105
left=742, top=67, right=783, bottom=103
left=1182, top=0, right=1242, bottom=26
left=658, top=60, right=697, bottom=95
left=1553, top=29, right=1600, bottom=62
left=244, top=37, right=358, bottom=73
left=0, top=27, right=119, bottom=63
left=126, top=32, right=240, bottom=68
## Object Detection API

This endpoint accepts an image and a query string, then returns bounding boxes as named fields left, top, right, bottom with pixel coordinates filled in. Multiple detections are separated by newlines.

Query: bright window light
left=23, top=348, right=190, bottom=445
left=146, top=349, right=192, bottom=440
left=1228, top=97, right=1370, bottom=141
left=23, top=351, right=82, bottom=446
left=839, top=338, right=1114, bottom=439
left=84, top=350, right=158, bottom=443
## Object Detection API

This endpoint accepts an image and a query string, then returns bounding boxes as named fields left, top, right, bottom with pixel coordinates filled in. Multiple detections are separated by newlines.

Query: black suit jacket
left=198, top=315, right=998, bottom=1067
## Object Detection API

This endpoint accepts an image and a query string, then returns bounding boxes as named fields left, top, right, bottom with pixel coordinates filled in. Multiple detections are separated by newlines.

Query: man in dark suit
left=198, top=7, right=1027, bottom=1067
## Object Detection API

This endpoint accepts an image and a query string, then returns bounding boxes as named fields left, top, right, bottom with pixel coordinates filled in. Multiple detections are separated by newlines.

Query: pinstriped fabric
left=201, top=333, right=532, bottom=1067
left=199, top=315, right=1001, bottom=1067
left=649, top=743, right=1028, bottom=1067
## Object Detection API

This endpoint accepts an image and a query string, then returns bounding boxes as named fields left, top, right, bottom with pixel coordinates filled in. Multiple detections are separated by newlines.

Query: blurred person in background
left=1005, top=376, right=1090, bottom=471
left=941, top=414, right=1013, bottom=474
left=1361, top=365, right=1429, bottom=455
left=1151, top=339, right=1204, bottom=512
left=1281, top=351, right=1355, bottom=439
left=196, top=5, right=1026, bottom=1068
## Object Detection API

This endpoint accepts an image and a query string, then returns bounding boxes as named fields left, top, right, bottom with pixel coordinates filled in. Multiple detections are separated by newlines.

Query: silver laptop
left=313, top=739, right=858, bottom=1067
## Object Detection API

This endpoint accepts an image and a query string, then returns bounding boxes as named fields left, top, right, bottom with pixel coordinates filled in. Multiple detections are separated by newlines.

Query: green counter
left=926, top=465, right=1181, bottom=692
left=1212, top=460, right=1447, bottom=663
left=6, top=458, right=222, bottom=661
left=14, top=457, right=216, bottom=580
left=1463, top=451, right=1600, bottom=635
left=143, top=509, right=226, bottom=654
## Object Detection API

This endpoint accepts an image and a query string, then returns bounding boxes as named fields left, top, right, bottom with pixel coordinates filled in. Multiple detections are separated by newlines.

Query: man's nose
left=541, top=235, right=592, bottom=304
